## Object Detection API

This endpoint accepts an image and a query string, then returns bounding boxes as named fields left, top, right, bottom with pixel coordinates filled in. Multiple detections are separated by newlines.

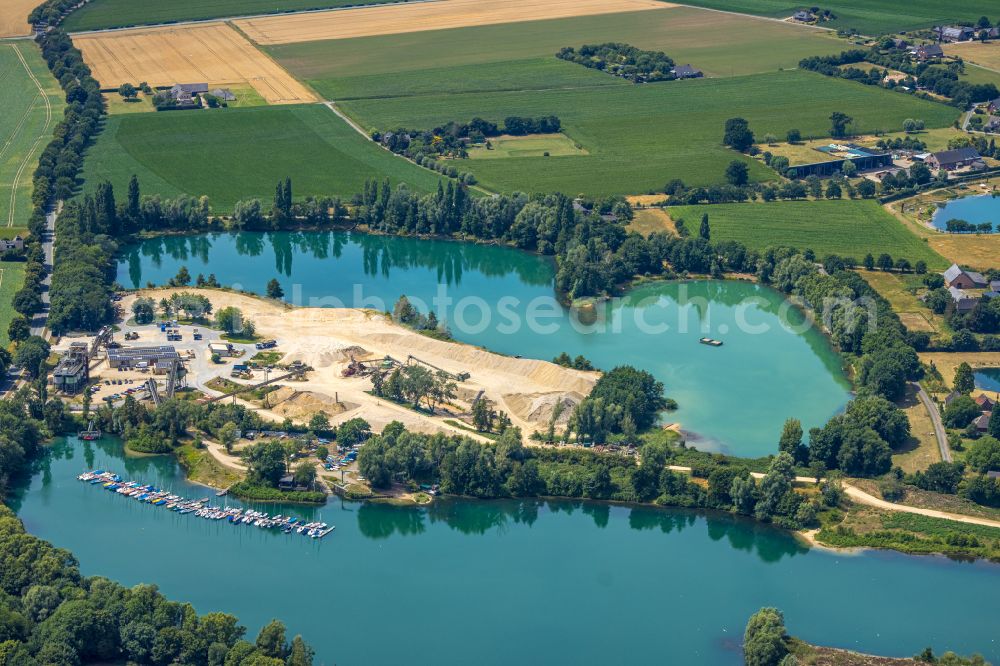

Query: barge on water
left=77, top=471, right=334, bottom=539
left=699, top=337, right=723, bottom=347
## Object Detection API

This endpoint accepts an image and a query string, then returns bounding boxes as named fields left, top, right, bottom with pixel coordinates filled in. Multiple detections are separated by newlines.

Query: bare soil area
left=122, top=289, right=598, bottom=438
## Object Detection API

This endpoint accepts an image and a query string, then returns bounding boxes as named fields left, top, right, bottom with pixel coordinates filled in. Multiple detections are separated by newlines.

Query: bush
left=228, top=481, right=326, bottom=504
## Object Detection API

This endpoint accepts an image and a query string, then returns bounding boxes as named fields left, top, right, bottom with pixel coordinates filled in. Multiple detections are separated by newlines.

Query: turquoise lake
left=12, top=437, right=1000, bottom=665
left=932, top=193, right=999, bottom=232
left=976, top=368, right=1000, bottom=393
left=116, top=231, right=852, bottom=457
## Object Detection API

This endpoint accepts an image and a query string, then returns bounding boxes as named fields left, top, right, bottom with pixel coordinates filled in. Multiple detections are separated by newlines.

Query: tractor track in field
left=7, top=43, right=52, bottom=228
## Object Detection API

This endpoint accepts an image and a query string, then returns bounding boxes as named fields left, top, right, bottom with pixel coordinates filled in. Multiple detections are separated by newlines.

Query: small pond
left=976, top=368, right=1000, bottom=393
left=931, top=192, right=999, bottom=232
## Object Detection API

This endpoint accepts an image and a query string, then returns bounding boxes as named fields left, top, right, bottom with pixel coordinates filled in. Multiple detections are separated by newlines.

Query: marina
left=77, top=471, right=335, bottom=539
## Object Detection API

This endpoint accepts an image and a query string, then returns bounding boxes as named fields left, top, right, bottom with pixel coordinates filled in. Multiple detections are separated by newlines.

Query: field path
left=664, top=464, right=1000, bottom=531
left=7, top=43, right=53, bottom=228
left=914, top=381, right=951, bottom=463
left=323, top=101, right=496, bottom=195
left=842, top=483, right=1000, bottom=530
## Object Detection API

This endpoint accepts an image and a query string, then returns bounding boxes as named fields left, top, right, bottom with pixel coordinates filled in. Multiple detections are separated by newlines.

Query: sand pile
left=365, top=332, right=596, bottom=394
left=266, top=386, right=356, bottom=419
left=502, top=391, right=584, bottom=426
left=280, top=340, right=370, bottom=368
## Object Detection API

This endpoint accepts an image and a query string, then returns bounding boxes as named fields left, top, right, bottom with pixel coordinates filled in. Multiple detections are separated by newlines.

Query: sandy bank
left=123, top=289, right=598, bottom=437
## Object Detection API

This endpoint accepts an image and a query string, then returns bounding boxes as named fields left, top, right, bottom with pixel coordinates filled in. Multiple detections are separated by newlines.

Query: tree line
left=799, top=47, right=999, bottom=108
left=374, top=115, right=561, bottom=160
left=357, top=422, right=833, bottom=530
left=10, top=27, right=108, bottom=335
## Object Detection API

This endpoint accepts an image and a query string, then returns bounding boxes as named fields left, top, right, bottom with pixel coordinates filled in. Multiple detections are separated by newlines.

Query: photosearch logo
left=255, top=281, right=880, bottom=340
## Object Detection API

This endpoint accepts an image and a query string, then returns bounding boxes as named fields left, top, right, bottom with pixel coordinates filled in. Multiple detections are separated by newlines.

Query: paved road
left=29, top=205, right=56, bottom=337
left=914, top=381, right=951, bottom=462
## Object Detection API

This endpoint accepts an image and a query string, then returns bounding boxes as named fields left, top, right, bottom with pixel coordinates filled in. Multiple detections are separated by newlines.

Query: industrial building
left=107, top=345, right=180, bottom=369
left=52, top=342, right=90, bottom=394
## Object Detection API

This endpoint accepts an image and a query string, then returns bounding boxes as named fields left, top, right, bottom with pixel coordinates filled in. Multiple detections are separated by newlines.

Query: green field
left=61, top=0, right=393, bottom=32
left=337, top=70, right=959, bottom=195
left=80, top=104, right=446, bottom=211
left=270, top=6, right=849, bottom=99
left=0, top=262, right=25, bottom=347
left=669, top=200, right=947, bottom=267
left=468, top=134, right=586, bottom=159
left=677, top=0, right=1000, bottom=35
left=0, top=42, right=64, bottom=231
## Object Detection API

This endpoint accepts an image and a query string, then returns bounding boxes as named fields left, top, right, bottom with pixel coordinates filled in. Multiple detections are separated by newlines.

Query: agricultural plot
left=270, top=6, right=848, bottom=99
left=667, top=200, right=947, bottom=268
left=0, top=43, right=64, bottom=230
left=337, top=70, right=959, bottom=195
left=75, top=23, right=316, bottom=104
left=235, top=0, right=671, bottom=45
left=80, top=104, right=446, bottom=211
left=0, top=0, right=35, bottom=38
left=0, top=262, right=25, bottom=346
left=677, top=0, right=1000, bottom=35
left=61, top=0, right=391, bottom=32
left=468, top=134, right=586, bottom=160
left=944, top=42, right=1000, bottom=75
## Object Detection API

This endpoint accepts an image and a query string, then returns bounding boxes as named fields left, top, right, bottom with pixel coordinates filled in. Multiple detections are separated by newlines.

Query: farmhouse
left=926, top=147, right=982, bottom=171
left=976, top=395, right=996, bottom=411
left=988, top=98, right=1000, bottom=114
left=864, top=167, right=903, bottom=183
left=107, top=345, right=180, bottom=369
left=933, top=26, right=975, bottom=42
left=0, top=236, right=24, bottom=252
left=947, top=286, right=979, bottom=313
left=671, top=64, right=703, bottom=79
left=169, top=82, right=208, bottom=105
left=210, top=88, right=236, bottom=101
left=943, top=263, right=988, bottom=289
left=973, top=411, right=992, bottom=432
left=910, top=44, right=943, bottom=61
left=792, top=10, right=815, bottom=22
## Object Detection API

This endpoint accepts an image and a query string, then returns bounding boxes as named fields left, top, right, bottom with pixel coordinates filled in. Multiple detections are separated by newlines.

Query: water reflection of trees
left=354, top=498, right=807, bottom=563
left=704, top=512, right=808, bottom=563
left=357, top=502, right=427, bottom=539
left=122, top=231, right=555, bottom=291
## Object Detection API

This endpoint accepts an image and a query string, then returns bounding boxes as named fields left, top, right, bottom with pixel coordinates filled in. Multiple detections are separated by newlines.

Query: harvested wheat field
left=235, top=0, right=674, bottom=45
left=943, top=41, right=1000, bottom=72
left=75, top=23, right=316, bottom=104
left=0, top=0, right=35, bottom=38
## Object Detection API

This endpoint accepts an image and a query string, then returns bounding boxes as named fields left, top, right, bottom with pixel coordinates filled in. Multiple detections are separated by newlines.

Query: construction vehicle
left=124, top=331, right=139, bottom=341
left=192, top=328, right=202, bottom=340
left=255, top=339, right=277, bottom=350
left=342, top=355, right=398, bottom=378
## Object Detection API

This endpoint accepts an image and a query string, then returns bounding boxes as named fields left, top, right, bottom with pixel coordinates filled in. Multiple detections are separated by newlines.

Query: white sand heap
left=502, top=392, right=584, bottom=425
